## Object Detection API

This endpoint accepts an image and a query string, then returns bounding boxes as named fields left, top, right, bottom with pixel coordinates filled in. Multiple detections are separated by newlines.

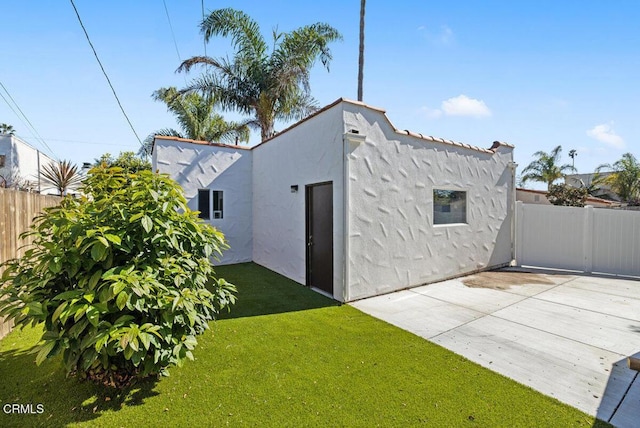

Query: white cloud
left=418, top=24, right=454, bottom=46
left=441, top=95, right=492, bottom=117
left=586, top=123, right=624, bottom=149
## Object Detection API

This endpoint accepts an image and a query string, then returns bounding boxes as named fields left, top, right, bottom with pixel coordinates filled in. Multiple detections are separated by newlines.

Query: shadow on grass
left=214, top=262, right=340, bottom=319
left=0, top=339, right=159, bottom=427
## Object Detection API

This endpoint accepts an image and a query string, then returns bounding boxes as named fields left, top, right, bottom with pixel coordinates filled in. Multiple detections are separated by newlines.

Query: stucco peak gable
left=338, top=98, right=513, bottom=154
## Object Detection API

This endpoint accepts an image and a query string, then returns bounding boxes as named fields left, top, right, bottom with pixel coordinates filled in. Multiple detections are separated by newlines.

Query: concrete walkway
left=351, top=268, right=640, bottom=427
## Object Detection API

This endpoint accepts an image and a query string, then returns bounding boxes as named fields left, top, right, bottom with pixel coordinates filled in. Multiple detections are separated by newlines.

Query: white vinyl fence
left=516, top=201, right=640, bottom=277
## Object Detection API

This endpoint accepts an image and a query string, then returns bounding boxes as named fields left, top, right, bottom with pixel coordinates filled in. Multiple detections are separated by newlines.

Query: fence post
left=583, top=205, right=594, bottom=273
left=515, top=201, right=524, bottom=267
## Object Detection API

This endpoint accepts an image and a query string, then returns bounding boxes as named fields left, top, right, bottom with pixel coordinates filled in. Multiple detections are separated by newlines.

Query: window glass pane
left=198, top=189, right=210, bottom=219
left=433, top=189, right=467, bottom=224
left=213, top=191, right=223, bottom=219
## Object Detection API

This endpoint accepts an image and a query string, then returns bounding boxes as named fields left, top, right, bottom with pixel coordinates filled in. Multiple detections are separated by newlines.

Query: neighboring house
left=516, top=187, right=621, bottom=208
left=0, top=134, right=57, bottom=194
left=153, top=98, right=516, bottom=302
left=565, top=172, right=618, bottom=201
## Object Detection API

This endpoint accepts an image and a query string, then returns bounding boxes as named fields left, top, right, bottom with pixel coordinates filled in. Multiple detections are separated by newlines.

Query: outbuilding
left=153, top=98, right=516, bottom=301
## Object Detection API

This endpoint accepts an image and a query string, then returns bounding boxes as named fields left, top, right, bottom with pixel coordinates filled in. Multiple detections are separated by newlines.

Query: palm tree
left=141, top=87, right=250, bottom=156
left=177, top=8, right=342, bottom=141
left=596, top=153, right=640, bottom=204
left=40, top=160, right=82, bottom=196
left=357, top=0, right=366, bottom=101
left=521, top=145, right=575, bottom=190
left=0, top=123, right=15, bottom=136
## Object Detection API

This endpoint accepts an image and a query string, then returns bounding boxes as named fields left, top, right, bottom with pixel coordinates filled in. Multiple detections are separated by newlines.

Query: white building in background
left=0, top=134, right=57, bottom=194
left=565, top=172, right=618, bottom=201
left=153, top=98, right=516, bottom=302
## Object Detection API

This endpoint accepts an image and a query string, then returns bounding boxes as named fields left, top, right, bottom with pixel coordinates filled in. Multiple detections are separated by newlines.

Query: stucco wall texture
left=153, top=99, right=515, bottom=302
left=343, top=103, right=514, bottom=300
left=252, top=105, right=345, bottom=298
left=154, top=140, right=253, bottom=264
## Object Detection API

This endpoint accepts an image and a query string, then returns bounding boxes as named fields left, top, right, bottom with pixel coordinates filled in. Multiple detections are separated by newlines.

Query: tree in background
left=177, top=8, right=342, bottom=141
left=520, top=145, right=575, bottom=190
left=141, top=87, right=250, bottom=157
left=0, top=123, right=15, bottom=135
left=40, top=160, right=82, bottom=196
left=596, top=152, right=640, bottom=205
left=95, top=151, right=151, bottom=174
left=547, top=184, right=588, bottom=207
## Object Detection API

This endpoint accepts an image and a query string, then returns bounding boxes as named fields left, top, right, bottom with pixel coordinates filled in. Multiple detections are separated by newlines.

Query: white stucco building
left=153, top=99, right=516, bottom=302
left=0, top=134, right=57, bottom=194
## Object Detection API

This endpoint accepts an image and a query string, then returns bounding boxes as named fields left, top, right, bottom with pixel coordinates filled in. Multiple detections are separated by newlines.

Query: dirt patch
left=462, top=271, right=555, bottom=290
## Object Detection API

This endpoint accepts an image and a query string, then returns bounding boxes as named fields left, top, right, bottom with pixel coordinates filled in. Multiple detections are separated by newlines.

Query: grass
left=0, top=262, right=611, bottom=427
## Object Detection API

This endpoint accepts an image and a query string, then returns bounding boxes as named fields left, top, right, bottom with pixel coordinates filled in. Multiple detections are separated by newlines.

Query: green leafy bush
left=547, top=183, right=588, bottom=207
left=0, top=166, right=235, bottom=386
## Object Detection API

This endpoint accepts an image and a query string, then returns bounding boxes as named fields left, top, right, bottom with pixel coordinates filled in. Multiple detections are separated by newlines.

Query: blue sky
left=1, top=1, right=638, bottom=186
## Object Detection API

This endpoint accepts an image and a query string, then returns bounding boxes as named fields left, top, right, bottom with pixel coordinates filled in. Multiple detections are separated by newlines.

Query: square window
left=198, top=189, right=210, bottom=219
left=433, top=189, right=467, bottom=225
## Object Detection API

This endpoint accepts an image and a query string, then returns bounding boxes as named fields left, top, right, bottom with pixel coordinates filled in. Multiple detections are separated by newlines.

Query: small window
left=213, top=191, right=223, bottom=219
left=433, top=189, right=467, bottom=225
left=198, top=189, right=210, bottom=219
left=0, top=154, right=5, bottom=167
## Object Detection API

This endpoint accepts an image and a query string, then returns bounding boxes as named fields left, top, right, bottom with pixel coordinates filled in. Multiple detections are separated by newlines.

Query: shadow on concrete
left=595, top=351, right=639, bottom=428
left=504, top=265, right=640, bottom=282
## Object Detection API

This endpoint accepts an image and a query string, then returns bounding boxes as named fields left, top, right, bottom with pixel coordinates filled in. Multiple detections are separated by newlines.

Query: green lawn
left=0, top=263, right=610, bottom=427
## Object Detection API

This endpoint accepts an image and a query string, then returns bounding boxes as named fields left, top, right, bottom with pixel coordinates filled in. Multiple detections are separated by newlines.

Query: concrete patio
left=351, top=268, right=640, bottom=427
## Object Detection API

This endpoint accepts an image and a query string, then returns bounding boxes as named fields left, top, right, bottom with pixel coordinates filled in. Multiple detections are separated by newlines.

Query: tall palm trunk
left=357, top=0, right=365, bottom=102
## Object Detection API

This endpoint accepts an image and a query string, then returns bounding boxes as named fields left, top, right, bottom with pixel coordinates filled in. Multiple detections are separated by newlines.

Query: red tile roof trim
left=153, top=135, right=252, bottom=150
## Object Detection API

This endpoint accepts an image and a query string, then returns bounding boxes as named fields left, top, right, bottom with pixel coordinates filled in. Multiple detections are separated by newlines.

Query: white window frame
left=432, top=187, right=468, bottom=227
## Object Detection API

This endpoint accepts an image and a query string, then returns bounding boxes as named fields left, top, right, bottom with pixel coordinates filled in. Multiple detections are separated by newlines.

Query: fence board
left=516, top=201, right=640, bottom=278
left=0, top=188, right=61, bottom=339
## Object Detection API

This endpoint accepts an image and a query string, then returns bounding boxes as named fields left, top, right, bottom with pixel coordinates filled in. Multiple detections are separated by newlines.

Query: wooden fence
left=0, top=188, right=61, bottom=339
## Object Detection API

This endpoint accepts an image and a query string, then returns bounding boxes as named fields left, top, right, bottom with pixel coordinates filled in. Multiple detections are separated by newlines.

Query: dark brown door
left=306, top=182, right=333, bottom=295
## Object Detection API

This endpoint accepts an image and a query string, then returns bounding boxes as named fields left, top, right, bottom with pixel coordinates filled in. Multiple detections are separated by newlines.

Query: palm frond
left=40, top=160, right=82, bottom=196
left=200, top=8, right=267, bottom=63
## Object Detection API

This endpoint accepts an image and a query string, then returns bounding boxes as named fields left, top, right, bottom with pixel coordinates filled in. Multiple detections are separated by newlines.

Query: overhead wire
left=162, top=0, right=182, bottom=62
left=162, top=0, right=188, bottom=87
left=0, top=81, right=57, bottom=159
left=69, top=0, right=144, bottom=149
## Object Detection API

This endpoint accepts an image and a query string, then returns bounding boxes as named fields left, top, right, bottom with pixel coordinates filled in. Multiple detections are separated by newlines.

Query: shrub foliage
left=0, top=166, right=235, bottom=386
left=547, top=184, right=588, bottom=207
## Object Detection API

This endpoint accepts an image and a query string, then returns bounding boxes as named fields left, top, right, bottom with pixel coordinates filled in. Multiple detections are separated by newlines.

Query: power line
left=0, top=81, right=57, bottom=158
left=69, top=0, right=144, bottom=148
left=162, top=0, right=182, bottom=62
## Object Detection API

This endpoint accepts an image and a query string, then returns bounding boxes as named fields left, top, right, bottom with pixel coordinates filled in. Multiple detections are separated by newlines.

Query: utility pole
left=357, top=0, right=365, bottom=101
left=569, top=149, right=577, bottom=169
